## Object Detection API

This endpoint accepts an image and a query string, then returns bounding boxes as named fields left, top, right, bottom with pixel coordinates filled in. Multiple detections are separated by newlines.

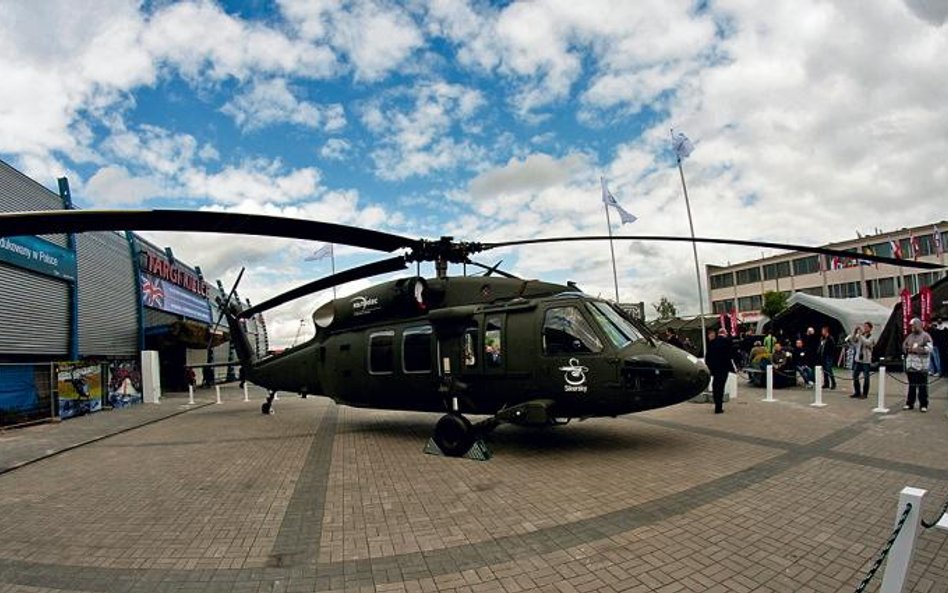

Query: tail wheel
left=434, top=413, right=474, bottom=457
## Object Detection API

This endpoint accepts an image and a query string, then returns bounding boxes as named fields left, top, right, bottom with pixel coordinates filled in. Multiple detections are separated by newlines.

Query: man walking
left=849, top=322, right=875, bottom=399
left=706, top=328, right=733, bottom=414
left=903, top=318, right=933, bottom=412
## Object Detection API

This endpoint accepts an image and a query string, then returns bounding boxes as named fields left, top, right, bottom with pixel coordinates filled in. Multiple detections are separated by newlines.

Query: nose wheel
left=433, top=413, right=474, bottom=457
left=261, top=390, right=276, bottom=414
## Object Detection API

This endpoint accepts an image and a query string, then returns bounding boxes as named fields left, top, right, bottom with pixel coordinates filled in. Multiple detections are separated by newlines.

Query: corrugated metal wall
left=77, top=231, right=137, bottom=357
left=0, top=160, right=71, bottom=357
left=0, top=160, right=67, bottom=247
left=0, top=266, right=70, bottom=355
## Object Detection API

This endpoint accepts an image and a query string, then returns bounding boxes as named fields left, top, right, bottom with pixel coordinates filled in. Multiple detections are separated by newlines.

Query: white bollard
left=879, top=487, right=925, bottom=593
left=274, top=392, right=279, bottom=401
left=762, top=365, right=777, bottom=402
left=243, top=383, right=249, bottom=402
left=811, top=366, right=827, bottom=408
left=188, top=384, right=195, bottom=405
left=873, top=365, right=889, bottom=414
left=215, top=385, right=222, bottom=405
left=727, top=372, right=738, bottom=400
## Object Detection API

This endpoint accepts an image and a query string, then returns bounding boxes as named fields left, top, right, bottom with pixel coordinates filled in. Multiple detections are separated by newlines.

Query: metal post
left=243, top=383, right=249, bottom=402
left=215, top=385, right=222, bottom=405
left=879, top=487, right=925, bottom=593
left=811, top=366, right=826, bottom=407
left=188, top=385, right=195, bottom=405
left=873, top=366, right=889, bottom=413
left=762, top=365, right=776, bottom=401
left=601, top=177, right=621, bottom=303
left=675, top=156, right=707, bottom=358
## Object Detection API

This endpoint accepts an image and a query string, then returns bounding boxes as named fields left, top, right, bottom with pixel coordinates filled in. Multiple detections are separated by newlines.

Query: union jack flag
left=141, top=274, right=165, bottom=308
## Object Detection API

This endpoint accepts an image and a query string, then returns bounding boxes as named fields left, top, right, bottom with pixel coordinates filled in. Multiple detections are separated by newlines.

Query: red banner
left=920, top=286, right=932, bottom=327
left=719, top=313, right=727, bottom=335
left=900, top=288, right=912, bottom=336
left=730, top=308, right=740, bottom=337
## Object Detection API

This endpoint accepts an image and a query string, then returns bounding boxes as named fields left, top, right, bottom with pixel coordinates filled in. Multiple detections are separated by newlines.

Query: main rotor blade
left=482, top=235, right=944, bottom=270
left=206, top=266, right=245, bottom=351
left=0, top=209, right=416, bottom=253
left=238, top=256, right=408, bottom=318
left=466, top=259, right=521, bottom=279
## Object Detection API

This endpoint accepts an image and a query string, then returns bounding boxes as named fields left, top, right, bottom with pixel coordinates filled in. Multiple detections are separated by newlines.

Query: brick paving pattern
left=0, top=377, right=945, bottom=592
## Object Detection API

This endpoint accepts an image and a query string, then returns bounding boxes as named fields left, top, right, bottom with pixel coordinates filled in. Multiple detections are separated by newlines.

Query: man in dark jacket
left=817, top=326, right=837, bottom=389
left=705, top=328, right=734, bottom=414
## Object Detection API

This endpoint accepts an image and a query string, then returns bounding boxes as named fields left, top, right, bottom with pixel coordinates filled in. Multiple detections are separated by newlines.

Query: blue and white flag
left=305, top=243, right=333, bottom=262
left=601, top=177, right=637, bottom=225
left=672, top=130, right=694, bottom=160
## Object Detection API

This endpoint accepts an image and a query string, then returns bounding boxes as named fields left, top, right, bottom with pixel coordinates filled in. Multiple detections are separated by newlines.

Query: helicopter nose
left=655, top=344, right=710, bottom=404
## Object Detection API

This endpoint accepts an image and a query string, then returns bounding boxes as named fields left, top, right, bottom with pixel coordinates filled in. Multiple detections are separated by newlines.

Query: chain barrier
left=921, top=496, right=948, bottom=530
left=854, top=503, right=914, bottom=593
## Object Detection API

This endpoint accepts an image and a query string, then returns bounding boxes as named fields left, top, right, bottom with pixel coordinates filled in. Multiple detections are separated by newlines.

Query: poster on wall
left=56, top=363, right=103, bottom=419
left=107, top=360, right=142, bottom=408
left=0, top=365, right=39, bottom=426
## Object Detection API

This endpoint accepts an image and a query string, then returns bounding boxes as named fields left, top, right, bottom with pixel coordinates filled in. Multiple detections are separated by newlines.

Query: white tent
left=768, top=293, right=892, bottom=336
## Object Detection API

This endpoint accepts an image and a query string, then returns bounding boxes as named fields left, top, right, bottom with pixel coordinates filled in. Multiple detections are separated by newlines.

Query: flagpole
left=601, top=176, right=621, bottom=302
left=330, top=243, right=337, bottom=299
left=674, top=144, right=707, bottom=358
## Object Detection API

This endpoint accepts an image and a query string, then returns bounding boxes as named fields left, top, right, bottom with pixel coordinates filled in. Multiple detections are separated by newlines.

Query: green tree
left=652, top=296, right=678, bottom=320
left=761, top=290, right=789, bottom=320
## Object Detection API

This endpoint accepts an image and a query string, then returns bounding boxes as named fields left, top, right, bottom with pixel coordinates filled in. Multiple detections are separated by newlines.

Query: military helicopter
left=0, top=209, right=941, bottom=456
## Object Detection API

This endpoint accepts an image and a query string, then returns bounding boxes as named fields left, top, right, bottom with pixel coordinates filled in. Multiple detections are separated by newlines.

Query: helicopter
left=0, top=209, right=941, bottom=456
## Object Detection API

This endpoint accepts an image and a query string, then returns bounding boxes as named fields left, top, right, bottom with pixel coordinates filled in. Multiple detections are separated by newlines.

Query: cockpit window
left=543, top=306, right=603, bottom=354
left=588, top=301, right=644, bottom=347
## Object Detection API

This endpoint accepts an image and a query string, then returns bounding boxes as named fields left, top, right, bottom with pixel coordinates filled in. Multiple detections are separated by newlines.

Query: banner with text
left=0, top=235, right=76, bottom=281
left=140, top=272, right=212, bottom=323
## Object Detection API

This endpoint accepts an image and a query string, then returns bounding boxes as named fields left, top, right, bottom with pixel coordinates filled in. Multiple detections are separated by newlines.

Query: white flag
left=672, top=130, right=694, bottom=160
left=305, top=244, right=333, bottom=262
left=601, top=177, right=637, bottom=224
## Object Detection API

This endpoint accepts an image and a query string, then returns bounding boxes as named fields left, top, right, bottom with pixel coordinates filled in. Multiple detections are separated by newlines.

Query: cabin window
left=485, top=316, right=503, bottom=367
left=368, top=331, right=395, bottom=375
left=587, top=302, right=643, bottom=348
left=464, top=327, right=478, bottom=367
left=403, top=325, right=433, bottom=373
left=543, top=306, right=603, bottom=354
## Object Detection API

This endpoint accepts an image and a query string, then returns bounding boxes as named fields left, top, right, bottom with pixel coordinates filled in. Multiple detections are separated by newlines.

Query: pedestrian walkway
left=0, top=383, right=256, bottom=475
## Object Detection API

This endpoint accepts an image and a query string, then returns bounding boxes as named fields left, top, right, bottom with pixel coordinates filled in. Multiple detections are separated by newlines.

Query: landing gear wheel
left=261, top=401, right=272, bottom=415
left=434, top=413, right=474, bottom=457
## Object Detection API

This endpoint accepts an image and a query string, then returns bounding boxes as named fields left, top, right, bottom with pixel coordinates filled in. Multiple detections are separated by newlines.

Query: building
left=706, top=222, right=947, bottom=325
left=0, top=158, right=268, bottom=425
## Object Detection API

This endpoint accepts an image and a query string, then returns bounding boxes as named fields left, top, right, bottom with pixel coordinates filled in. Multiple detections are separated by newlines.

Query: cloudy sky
left=1, top=0, right=946, bottom=347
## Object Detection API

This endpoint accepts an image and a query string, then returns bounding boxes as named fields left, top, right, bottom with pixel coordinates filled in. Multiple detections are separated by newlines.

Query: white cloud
left=84, top=165, right=163, bottom=206
left=221, top=78, right=346, bottom=132
left=361, top=81, right=487, bottom=179
left=278, top=0, right=423, bottom=81
left=319, top=138, right=352, bottom=160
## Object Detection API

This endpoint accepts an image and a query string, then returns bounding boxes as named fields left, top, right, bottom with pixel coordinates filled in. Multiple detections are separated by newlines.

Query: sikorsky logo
left=350, top=295, right=380, bottom=316
left=559, top=358, right=589, bottom=393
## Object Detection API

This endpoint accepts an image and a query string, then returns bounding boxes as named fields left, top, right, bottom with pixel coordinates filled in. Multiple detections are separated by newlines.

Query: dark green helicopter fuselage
left=227, top=276, right=710, bottom=422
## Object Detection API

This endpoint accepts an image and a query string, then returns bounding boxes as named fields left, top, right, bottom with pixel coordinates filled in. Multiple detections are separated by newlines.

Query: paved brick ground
left=0, top=375, right=945, bottom=592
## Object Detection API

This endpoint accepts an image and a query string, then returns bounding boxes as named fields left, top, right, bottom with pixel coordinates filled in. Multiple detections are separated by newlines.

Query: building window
left=869, top=242, right=891, bottom=258
left=763, top=261, right=791, bottom=280
left=828, top=282, right=862, bottom=298
left=737, top=295, right=762, bottom=311
left=542, top=307, right=602, bottom=354
left=710, top=272, right=734, bottom=289
left=798, top=286, right=824, bottom=297
left=368, top=331, right=395, bottom=375
left=712, top=299, right=735, bottom=314
left=792, top=256, right=820, bottom=276
left=916, top=234, right=936, bottom=257
left=402, top=326, right=433, bottom=373
left=878, top=277, right=896, bottom=298
left=735, top=267, right=761, bottom=285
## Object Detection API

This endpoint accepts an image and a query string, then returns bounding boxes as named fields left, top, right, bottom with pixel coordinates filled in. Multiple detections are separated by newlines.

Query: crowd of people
left=661, top=319, right=940, bottom=414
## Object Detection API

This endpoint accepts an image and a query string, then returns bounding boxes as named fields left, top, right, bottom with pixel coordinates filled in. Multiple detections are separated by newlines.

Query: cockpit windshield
left=587, top=301, right=644, bottom=348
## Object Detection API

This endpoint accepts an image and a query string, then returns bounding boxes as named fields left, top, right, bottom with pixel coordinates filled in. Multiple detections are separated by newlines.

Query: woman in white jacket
left=902, top=318, right=933, bottom=412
